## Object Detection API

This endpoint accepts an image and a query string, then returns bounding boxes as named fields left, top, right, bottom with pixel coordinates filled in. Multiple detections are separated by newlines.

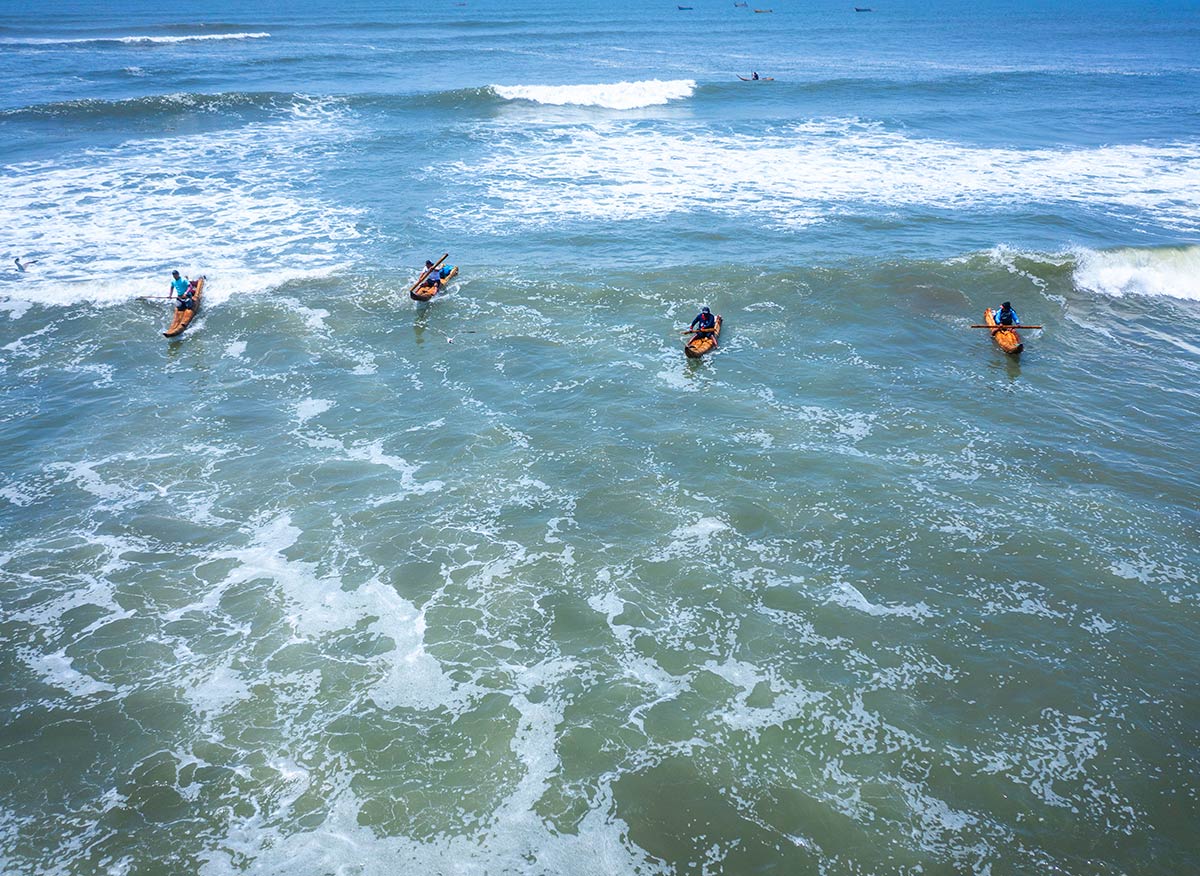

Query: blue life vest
left=995, top=306, right=1018, bottom=325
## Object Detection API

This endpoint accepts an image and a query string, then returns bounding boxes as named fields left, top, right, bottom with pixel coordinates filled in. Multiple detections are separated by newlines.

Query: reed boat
left=685, top=315, right=722, bottom=358
left=984, top=308, right=1023, bottom=355
left=163, top=276, right=205, bottom=337
left=411, top=265, right=458, bottom=302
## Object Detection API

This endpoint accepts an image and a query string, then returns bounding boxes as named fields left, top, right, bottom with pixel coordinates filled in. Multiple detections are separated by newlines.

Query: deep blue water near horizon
left=2, top=1, right=1199, bottom=873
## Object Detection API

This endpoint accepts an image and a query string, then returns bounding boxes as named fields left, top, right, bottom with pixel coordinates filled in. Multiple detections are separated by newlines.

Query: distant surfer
left=13, top=257, right=37, bottom=272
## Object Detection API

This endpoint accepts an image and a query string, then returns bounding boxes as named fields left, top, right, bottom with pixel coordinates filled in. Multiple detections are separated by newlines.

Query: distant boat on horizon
left=734, top=1, right=749, bottom=5
left=855, top=6, right=873, bottom=10
left=678, top=4, right=694, bottom=8
left=754, top=8, right=773, bottom=12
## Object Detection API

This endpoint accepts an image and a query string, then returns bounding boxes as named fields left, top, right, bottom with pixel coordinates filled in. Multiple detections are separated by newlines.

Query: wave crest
left=489, top=79, right=696, bottom=110
left=2, top=32, right=270, bottom=47
left=1073, top=246, right=1200, bottom=301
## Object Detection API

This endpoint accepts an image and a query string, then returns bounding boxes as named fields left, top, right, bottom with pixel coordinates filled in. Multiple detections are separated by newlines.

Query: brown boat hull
left=984, top=308, right=1023, bottom=355
left=411, top=265, right=458, bottom=301
left=163, top=276, right=205, bottom=337
left=685, top=315, right=722, bottom=358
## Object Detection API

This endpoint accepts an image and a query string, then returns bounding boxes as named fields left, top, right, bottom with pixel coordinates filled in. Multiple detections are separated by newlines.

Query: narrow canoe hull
left=163, top=276, right=205, bottom=337
left=984, top=308, right=1023, bottom=355
left=410, top=265, right=458, bottom=301
left=685, top=315, right=722, bottom=358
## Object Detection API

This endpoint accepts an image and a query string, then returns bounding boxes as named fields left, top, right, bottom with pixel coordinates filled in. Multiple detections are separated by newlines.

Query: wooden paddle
left=970, top=324, right=1042, bottom=329
left=409, top=253, right=449, bottom=294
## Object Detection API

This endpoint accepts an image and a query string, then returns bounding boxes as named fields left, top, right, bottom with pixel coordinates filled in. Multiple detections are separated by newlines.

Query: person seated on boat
left=751, top=71, right=760, bottom=80
left=420, top=259, right=448, bottom=292
left=689, top=306, right=717, bottom=339
left=170, top=271, right=195, bottom=311
left=993, top=301, right=1020, bottom=326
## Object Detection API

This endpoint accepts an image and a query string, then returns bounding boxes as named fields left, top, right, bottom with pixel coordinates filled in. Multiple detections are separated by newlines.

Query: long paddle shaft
left=970, top=324, right=1042, bottom=329
left=409, top=253, right=449, bottom=294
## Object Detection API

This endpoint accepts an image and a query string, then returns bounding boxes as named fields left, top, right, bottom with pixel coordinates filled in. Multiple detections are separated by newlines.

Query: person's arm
left=1011, top=310, right=1020, bottom=325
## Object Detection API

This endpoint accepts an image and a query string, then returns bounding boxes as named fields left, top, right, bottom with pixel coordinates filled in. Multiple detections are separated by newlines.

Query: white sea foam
left=25, top=650, right=117, bottom=698
left=649, top=516, right=728, bottom=561
left=490, top=79, right=696, bottom=110
left=2, top=33, right=270, bottom=46
left=1072, top=245, right=1200, bottom=300
left=828, top=581, right=933, bottom=620
left=1, top=98, right=360, bottom=311
left=294, top=398, right=332, bottom=423
left=443, top=119, right=1200, bottom=232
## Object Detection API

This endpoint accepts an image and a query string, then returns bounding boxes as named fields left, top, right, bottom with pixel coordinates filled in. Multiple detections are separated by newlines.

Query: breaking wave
left=489, top=79, right=696, bottom=109
left=2, top=32, right=270, bottom=47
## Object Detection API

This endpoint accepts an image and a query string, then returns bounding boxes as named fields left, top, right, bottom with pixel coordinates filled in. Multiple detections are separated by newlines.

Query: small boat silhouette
left=678, top=4, right=693, bottom=8
left=855, top=6, right=873, bottom=10
left=754, top=8, right=773, bottom=12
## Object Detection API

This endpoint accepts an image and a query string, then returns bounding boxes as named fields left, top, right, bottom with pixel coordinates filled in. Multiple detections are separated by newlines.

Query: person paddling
left=170, top=270, right=195, bottom=314
left=993, top=301, right=1020, bottom=326
left=418, top=259, right=450, bottom=293
left=688, top=306, right=717, bottom=341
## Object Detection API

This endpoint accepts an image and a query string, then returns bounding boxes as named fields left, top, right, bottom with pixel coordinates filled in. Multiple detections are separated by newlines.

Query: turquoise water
left=2, top=2, right=1199, bottom=873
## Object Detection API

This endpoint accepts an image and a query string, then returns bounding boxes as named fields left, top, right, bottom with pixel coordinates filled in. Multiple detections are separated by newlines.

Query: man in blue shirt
left=993, top=301, right=1019, bottom=326
left=689, top=306, right=717, bottom=339
left=170, top=270, right=193, bottom=311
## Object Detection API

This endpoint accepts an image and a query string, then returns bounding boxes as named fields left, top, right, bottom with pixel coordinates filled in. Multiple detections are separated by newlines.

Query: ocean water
left=2, top=1, right=1199, bottom=873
